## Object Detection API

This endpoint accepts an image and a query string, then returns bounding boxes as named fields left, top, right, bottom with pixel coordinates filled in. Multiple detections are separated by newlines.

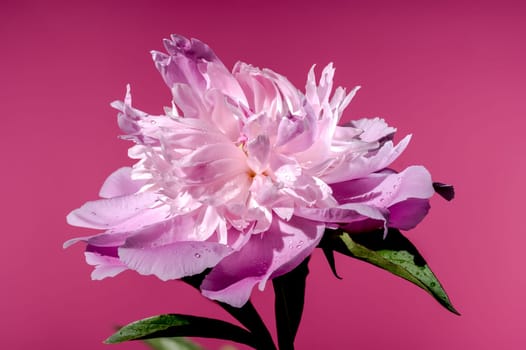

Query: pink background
left=2, top=0, right=525, bottom=349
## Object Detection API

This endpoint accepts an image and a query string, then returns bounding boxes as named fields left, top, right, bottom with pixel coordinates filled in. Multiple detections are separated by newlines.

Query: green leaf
left=321, top=246, right=342, bottom=280
left=105, top=314, right=258, bottom=348
left=272, top=257, right=310, bottom=350
left=321, top=229, right=460, bottom=315
left=143, top=337, right=203, bottom=350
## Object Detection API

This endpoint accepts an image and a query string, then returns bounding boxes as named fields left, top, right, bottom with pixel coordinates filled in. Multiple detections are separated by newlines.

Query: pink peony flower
left=66, top=35, right=434, bottom=307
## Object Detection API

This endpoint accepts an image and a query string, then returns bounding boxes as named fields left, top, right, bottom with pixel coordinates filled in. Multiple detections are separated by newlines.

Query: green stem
left=272, top=257, right=310, bottom=350
left=183, top=274, right=277, bottom=350
left=220, top=301, right=277, bottom=350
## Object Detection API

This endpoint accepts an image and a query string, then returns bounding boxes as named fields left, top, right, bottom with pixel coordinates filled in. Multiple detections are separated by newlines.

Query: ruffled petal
left=85, top=248, right=128, bottom=280
left=152, top=35, right=214, bottom=91
left=110, top=85, right=163, bottom=143
left=350, top=117, right=396, bottom=143
left=275, top=109, right=318, bottom=154
left=322, top=135, right=411, bottom=183
left=153, top=35, right=247, bottom=108
left=263, top=68, right=303, bottom=115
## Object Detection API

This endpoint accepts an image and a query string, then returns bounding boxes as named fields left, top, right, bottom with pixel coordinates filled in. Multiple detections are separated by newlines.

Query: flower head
left=66, top=35, right=434, bottom=307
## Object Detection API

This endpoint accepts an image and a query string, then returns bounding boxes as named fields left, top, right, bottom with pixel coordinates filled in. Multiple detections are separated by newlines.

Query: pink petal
left=295, top=203, right=386, bottom=224
left=99, top=167, right=147, bottom=199
left=330, top=166, right=433, bottom=231
left=234, top=62, right=281, bottom=116
left=383, top=166, right=433, bottom=229
left=110, top=85, right=162, bottom=143
left=119, top=241, right=232, bottom=281
left=205, top=89, right=242, bottom=141
left=201, top=216, right=324, bottom=307
left=330, top=85, right=360, bottom=119
left=66, top=192, right=170, bottom=231
left=152, top=35, right=214, bottom=91
left=342, top=166, right=432, bottom=208
left=153, top=35, right=247, bottom=112
left=388, top=199, right=430, bottom=230
left=322, top=135, right=411, bottom=183
left=163, top=35, right=218, bottom=62
left=152, top=50, right=206, bottom=92
left=263, top=68, right=302, bottom=114
left=205, top=62, right=247, bottom=106
left=84, top=251, right=128, bottom=280
left=332, top=166, right=433, bottom=206
left=330, top=170, right=394, bottom=203
left=157, top=116, right=232, bottom=150
left=304, top=63, right=335, bottom=115
left=296, top=203, right=388, bottom=234
left=242, top=111, right=273, bottom=144
left=350, top=117, right=397, bottom=142
left=171, top=83, right=205, bottom=118
left=275, top=110, right=318, bottom=154
left=305, top=65, right=319, bottom=111
left=63, top=230, right=132, bottom=249
left=388, top=166, right=434, bottom=204
left=178, top=143, right=248, bottom=185
left=246, top=135, right=271, bottom=173
left=206, top=173, right=252, bottom=207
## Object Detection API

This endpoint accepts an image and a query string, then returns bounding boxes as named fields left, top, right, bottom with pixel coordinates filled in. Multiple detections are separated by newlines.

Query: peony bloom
left=66, top=35, right=434, bottom=307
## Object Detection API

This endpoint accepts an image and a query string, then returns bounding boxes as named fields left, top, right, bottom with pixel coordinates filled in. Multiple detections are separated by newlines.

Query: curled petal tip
left=161, top=34, right=218, bottom=62
left=433, top=182, right=455, bottom=201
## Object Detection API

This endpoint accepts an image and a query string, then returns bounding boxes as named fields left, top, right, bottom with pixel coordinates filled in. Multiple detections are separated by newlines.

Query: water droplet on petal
left=150, top=120, right=157, bottom=125
left=194, top=253, right=201, bottom=258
